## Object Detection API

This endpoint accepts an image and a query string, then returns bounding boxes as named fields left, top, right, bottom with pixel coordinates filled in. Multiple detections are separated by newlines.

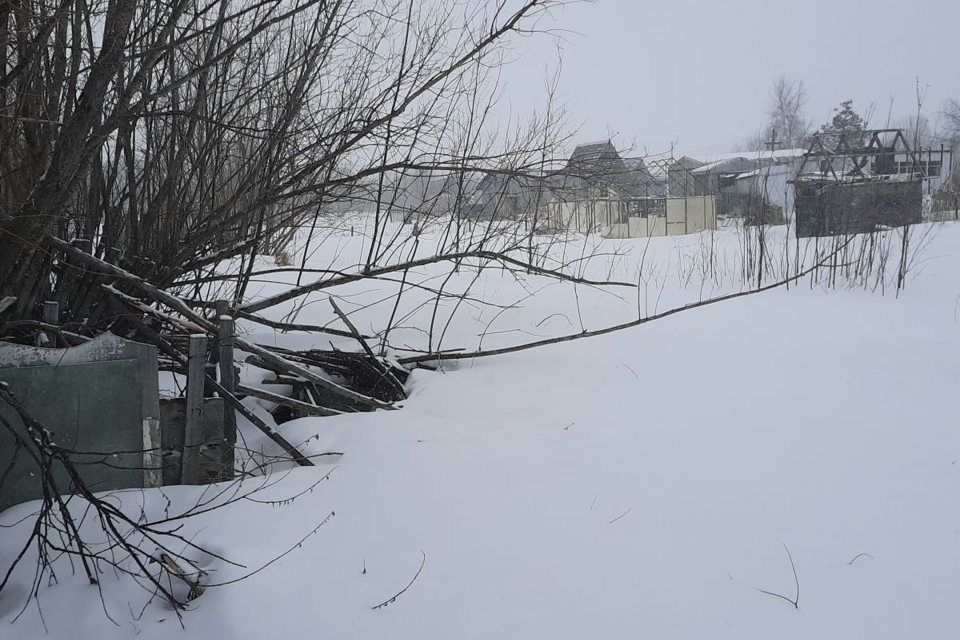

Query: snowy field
left=2, top=219, right=960, bottom=639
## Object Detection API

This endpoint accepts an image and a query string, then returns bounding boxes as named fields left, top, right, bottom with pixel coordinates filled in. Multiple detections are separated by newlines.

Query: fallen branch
left=371, top=550, right=426, bottom=610
left=47, top=238, right=392, bottom=411
left=329, top=297, right=376, bottom=359
left=232, top=308, right=362, bottom=340
left=237, top=384, right=342, bottom=418
left=0, top=319, right=87, bottom=347
left=241, top=250, right=639, bottom=315
left=0, top=380, right=335, bottom=620
left=154, top=553, right=206, bottom=602
left=0, top=383, right=182, bottom=610
left=329, top=297, right=407, bottom=399
left=757, top=544, right=800, bottom=609
left=260, top=375, right=307, bottom=386
left=608, top=508, right=632, bottom=524
left=399, top=238, right=855, bottom=364
left=847, top=553, right=874, bottom=565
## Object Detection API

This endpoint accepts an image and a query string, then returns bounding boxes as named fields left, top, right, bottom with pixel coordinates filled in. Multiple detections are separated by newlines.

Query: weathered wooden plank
left=216, top=300, right=237, bottom=480
left=183, top=335, right=207, bottom=484
left=41, top=300, right=59, bottom=324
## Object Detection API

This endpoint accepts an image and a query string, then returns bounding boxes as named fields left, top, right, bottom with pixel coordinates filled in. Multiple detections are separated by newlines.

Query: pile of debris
left=1, top=237, right=410, bottom=479
left=1, top=236, right=411, bottom=611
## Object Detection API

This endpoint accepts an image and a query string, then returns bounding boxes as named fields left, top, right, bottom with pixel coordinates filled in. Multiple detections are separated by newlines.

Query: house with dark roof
left=458, top=140, right=721, bottom=237
left=461, top=140, right=658, bottom=231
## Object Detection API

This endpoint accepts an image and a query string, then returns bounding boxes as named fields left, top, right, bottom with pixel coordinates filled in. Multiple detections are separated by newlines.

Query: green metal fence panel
left=0, top=335, right=161, bottom=514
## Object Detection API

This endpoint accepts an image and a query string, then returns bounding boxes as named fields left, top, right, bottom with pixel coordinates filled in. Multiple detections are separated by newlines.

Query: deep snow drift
left=2, top=221, right=959, bottom=639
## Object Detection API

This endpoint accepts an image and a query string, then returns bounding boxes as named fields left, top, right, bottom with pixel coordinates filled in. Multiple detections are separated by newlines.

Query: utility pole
left=764, top=128, right=782, bottom=153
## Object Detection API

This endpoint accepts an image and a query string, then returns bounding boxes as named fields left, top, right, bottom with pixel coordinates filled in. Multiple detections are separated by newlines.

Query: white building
left=891, top=148, right=954, bottom=194
left=687, top=148, right=807, bottom=221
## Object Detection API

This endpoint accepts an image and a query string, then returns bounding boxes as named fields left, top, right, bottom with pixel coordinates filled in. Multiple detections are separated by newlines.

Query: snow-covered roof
left=566, top=140, right=623, bottom=171
left=704, top=148, right=807, bottom=162
left=794, top=171, right=923, bottom=184
left=690, top=148, right=807, bottom=175
left=669, top=156, right=705, bottom=171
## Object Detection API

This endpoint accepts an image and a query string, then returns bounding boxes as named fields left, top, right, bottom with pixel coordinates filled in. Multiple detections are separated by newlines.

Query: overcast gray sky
left=499, top=0, right=960, bottom=156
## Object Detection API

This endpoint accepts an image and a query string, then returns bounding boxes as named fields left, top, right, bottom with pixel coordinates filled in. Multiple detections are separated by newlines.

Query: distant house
left=623, top=157, right=668, bottom=197
left=461, top=140, right=657, bottom=231
left=563, top=140, right=625, bottom=174
left=667, top=156, right=705, bottom=197
left=546, top=141, right=660, bottom=231
left=683, top=149, right=807, bottom=220
left=889, top=147, right=953, bottom=195
left=552, top=141, right=656, bottom=197
left=549, top=140, right=676, bottom=232
left=460, top=139, right=718, bottom=238
left=548, top=142, right=717, bottom=237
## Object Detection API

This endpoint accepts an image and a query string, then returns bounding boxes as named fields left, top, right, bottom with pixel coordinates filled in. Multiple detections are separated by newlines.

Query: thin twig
left=756, top=543, right=800, bottom=609
left=847, top=553, right=874, bottom=565
left=371, top=551, right=426, bottom=610
left=608, top=508, right=632, bottom=524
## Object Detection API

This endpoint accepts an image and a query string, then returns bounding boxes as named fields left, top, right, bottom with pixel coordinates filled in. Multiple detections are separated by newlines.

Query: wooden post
left=183, top=334, right=208, bottom=485
left=37, top=300, right=59, bottom=346
left=37, top=300, right=60, bottom=347
left=42, top=300, right=59, bottom=324
left=215, top=300, right=237, bottom=478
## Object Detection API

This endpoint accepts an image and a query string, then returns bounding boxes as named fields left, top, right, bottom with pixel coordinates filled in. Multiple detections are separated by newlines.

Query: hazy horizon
left=498, top=0, right=960, bottom=157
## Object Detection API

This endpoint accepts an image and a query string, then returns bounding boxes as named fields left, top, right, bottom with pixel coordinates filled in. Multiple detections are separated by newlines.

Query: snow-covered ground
left=3, top=220, right=960, bottom=639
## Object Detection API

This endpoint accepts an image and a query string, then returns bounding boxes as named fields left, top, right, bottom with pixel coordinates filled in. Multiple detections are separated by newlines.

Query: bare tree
left=942, top=99, right=960, bottom=147
left=934, top=99, right=960, bottom=217
left=0, top=0, right=572, bottom=321
left=766, top=75, right=810, bottom=149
